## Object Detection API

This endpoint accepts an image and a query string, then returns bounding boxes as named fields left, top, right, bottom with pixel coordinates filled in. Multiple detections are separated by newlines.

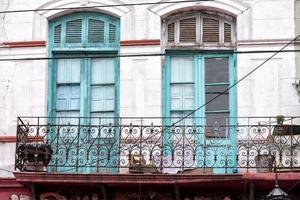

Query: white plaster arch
left=149, top=0, right=250, bottom=17
left=36, top=0, right=132, bottom=19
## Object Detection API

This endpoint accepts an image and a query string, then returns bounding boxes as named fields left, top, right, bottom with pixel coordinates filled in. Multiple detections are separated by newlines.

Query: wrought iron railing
left=15, top=116, right=300, bottom=174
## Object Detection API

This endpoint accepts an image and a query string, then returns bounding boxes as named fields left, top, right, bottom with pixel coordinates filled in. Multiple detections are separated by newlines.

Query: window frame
left=49, top=12, right=120, bottom=50
left=163, top=51, right=237, bottom=140
left=47, top=12, right=120, bottom=122
left=163, top=11, right=236, bottom=48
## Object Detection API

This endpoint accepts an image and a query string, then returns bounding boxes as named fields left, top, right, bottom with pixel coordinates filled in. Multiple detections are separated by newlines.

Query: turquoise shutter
left=65, top=19, right=82, bottom=43
left=170, top=56, right=195, bottom=125
left=90, top=58, right=115, bottom=126
left=56, top=59, right=81, bottom=124
left=54, top=24, right=61, bottom=44
left=88, top=19, right=105, bottom=43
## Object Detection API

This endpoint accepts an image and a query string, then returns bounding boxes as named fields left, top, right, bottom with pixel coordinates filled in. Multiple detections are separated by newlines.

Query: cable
left=0, top=49, right=300, bottom=62
left=0, top=167, right=14, bottom=173
left=171, top=34, right=300, bottom=126
left=0, top=0, right=212, bottom=14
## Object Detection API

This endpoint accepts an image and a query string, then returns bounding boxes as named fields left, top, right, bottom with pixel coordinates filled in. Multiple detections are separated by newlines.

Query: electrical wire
left=171, top=34, right=300, bottom=126
left=0, top=167, right=14, bottom=173
left=0, top=49, right=300, bottom=62
left=0, top=0, right=212, bottom=14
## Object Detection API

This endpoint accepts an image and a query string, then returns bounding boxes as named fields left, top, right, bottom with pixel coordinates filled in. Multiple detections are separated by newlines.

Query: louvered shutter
left=54, top=24, right=61, bottom=44
left=203, top=18, right=219, bottom=42
left=179, top=18, right=196, bottom=42
left=88, top=19, right=104, bottom=43
left=109, top=24, right=116, bottom=43
left=66, top=19, right=82, bottom=43
left=168, top=23, right=175, bottom=43
left=224, top=23, right=232, bottom=43
left=56, top=59, right=81, bottom=124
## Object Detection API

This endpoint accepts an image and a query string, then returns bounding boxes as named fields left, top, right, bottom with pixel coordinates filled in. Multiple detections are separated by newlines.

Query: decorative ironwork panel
left=15, top=117, right=300, bottom=174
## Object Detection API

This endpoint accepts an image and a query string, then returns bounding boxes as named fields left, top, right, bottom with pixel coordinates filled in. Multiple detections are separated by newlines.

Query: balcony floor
left=13, top=172, right=300, bottom=192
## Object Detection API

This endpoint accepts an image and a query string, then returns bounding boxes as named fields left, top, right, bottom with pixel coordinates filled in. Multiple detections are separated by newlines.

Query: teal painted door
left=50, top=56, right=119, bottom=173
left=88, top=58, right=118, bottom=173
left=164, top=53, right=237, bottom=173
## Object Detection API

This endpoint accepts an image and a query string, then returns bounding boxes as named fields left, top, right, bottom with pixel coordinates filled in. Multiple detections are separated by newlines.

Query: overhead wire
left=0, top=49, right=300, bottom=62
left=0, top=0, right=212, bottom=14
left=171, top=34, right=300, bottom=126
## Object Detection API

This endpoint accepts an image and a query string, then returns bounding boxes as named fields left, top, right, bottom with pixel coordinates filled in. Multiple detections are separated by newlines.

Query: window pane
left=205, top=85, right=229, bottom=111
left=57, top=59, right=81, bottom=83
left=56, top=85, right=80, bottom=111
left=92, top=58, right=114, bottom=84
left=171, top=57, right=193, bottom=83
left=90, top=112, right=114, bottom=125
left=56, top=111, right=80, bottom=125
left=91, top=85, right=114, bottom=112
left=205, top=57, right=229, bottom=83
left=171, top=111, right=195, bottom=126
left=205, top=112, right=229, bottom=138
left=171, top=84, right=194, bottom=110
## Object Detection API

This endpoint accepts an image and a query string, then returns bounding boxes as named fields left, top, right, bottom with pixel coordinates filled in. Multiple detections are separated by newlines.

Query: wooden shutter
left=224, top=23, right=232, bottom=43
left=91, top=58, right=115, bottom=114
left=170, top=57, right=194, bottom=110
left=88, top=19, right=104, bottom=43
left=66, top=19, right=82, bottom=43
left=54, top=24, right=61, bottom=44
left=109, top=24, right=116, bottom=43
left=57, top=59, right=81, bottom=84
left=203, top=18, right=219, bottom=42
left=168, top=23, right=175, bottom=43
left=179, top=18, right=196, bottom=42
left=56, top=86, right=80, bottom=111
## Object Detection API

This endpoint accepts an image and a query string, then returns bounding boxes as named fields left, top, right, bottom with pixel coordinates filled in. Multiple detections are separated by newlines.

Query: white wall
left=0, top=0, right=299, bottom=177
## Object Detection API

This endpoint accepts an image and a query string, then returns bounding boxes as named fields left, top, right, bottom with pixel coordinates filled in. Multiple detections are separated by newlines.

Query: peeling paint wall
left=0, top=0, right=299, bottom=177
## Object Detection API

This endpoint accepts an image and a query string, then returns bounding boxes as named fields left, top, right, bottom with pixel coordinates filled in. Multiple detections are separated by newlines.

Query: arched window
left=163, top=10, right=236, bottom=48
left=47, top=12, right=120, bottom=173
left=162, top=10, right=237, bottom=173
left=48, top=12, right=120, bottom=124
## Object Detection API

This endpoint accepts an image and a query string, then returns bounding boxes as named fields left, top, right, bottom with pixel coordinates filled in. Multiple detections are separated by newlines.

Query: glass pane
left=183, top=84, right=194, bottom=110
left=205, top=57, right=229, bottom=83
left=56, top=111, right=80, bottom=125
left=205, top=113, right=229, bottom=138
left=90, top=112, right=114, bottom=126
left=171, top=84, right=194, bottom=110
left=57, top=59, right=81, bottom=83
left=56, top=85, right=80, bottom=111
left=91, top=85, right=114, bottom=112
left=171, top=111, right=195, bottom=126
left=205, top=85, right=229, bottom=111
left=170, top=85, right=182, bottom=110
left=171, top=57, right=193, bottom=83
left=92, top=58, right=114, bottom=84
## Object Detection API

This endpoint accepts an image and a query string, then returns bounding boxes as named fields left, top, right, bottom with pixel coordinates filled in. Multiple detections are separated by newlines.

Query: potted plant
left=16, top=143, right=53, bottom=171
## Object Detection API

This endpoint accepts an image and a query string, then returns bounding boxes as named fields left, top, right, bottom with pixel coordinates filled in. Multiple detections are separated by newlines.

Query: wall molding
left=3, top=41, right=46, bottom=48
left=120, top=39, right=160, bottom=46
left=0, top=136, right=44, bottom=143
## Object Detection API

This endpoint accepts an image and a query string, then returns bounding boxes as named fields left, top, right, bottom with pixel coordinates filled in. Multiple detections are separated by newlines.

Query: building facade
left=0, top=0, right=300, bottom=199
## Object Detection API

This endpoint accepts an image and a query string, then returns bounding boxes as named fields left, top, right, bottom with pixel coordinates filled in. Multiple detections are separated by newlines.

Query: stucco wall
left=0, top=0, right=299, bottom=177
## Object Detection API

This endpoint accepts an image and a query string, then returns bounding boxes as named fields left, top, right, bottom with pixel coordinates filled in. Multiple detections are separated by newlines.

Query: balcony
left=15, top=116, right=300, bottom=174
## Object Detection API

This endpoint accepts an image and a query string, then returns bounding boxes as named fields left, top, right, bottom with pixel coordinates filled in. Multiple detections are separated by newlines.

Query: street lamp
left=265, top=172, right=290, bottom=200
